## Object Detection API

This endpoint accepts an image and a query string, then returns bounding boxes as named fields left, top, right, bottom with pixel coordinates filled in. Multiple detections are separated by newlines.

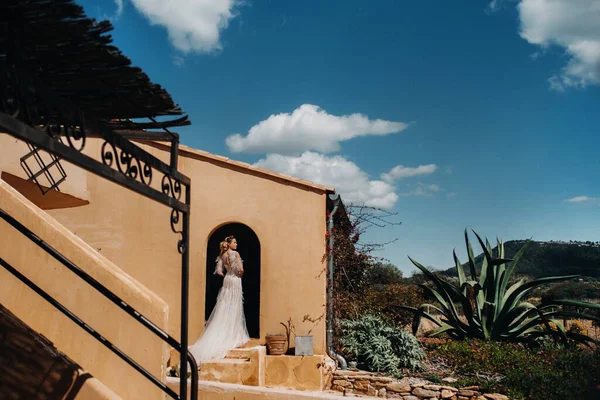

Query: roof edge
left=142, top=141, right=336, bottom=194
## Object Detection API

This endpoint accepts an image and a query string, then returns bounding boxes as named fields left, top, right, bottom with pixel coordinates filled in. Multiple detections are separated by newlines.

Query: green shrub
left=430, top=339, right=600, bottom=400
left=339, top=314, right=425, bottom=377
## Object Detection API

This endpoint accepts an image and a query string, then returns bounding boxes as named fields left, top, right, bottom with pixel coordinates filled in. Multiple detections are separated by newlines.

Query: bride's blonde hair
left=219, top=235, right=235, bottom=257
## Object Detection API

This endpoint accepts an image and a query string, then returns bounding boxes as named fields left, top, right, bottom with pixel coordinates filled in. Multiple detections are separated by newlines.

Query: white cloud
left=428, top=184, right=441, bottom=192
left=486, top=0, right=504, bottom=14
left=114, top=0, right=124, bottom=18
left=517, top=0, right=600, bottom=90
left=399, top=183, right=442, bottom=198
left=173, top=55, right=185, bottom=67
left=254, top=152, right=399, bottom=209
left=381, top=164, right=438, bottom=183
left=130, top=0, right=239, bottom=53
left=226, top=104, right=409, bottom=155
left=566, top=196, right=596, bottom=203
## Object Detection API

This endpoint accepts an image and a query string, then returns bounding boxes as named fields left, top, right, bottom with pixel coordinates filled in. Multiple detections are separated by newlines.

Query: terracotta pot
left=265, top=334, right=287, bottom=355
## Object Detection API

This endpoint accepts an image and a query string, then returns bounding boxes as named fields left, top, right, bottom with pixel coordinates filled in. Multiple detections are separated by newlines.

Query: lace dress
left=188, top=250, right=249, bottom=362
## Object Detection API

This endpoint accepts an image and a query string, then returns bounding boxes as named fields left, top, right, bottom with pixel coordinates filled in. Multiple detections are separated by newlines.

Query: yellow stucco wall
left=74, top=374, right=124, bottom=400
left=0, top=133, right=330, bottom=355
left=0, top=180, right=170, bottom=400
left=0, top=133, right=90, bottom=203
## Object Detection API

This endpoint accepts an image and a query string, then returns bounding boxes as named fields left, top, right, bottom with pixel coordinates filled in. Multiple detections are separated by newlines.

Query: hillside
left=438, top=240, right=600, bottom=280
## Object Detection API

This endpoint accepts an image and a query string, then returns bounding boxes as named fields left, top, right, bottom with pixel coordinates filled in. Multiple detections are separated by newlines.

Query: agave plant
left=403, top=229, right=600, bottom=344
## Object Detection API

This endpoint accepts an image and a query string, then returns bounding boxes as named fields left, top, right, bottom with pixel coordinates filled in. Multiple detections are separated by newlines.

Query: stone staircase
left=198, top=346, right=266, bottom=386
left=169, top=342, right=335, bottom=392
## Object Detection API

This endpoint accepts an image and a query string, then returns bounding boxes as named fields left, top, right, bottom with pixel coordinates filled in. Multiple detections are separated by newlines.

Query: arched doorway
left=205, top=223, right=260, bottom=338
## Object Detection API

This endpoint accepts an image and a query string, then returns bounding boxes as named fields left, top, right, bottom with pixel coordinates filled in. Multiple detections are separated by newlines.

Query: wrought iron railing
left=0, top=208, right=199, bottom=400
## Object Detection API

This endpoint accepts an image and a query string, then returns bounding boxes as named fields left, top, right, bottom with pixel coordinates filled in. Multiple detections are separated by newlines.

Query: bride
left=189, top=235, right=249, bottom=363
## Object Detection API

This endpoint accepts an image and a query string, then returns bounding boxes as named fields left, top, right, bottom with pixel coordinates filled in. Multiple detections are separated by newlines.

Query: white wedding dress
left=189, top=250, right=249, bottom=363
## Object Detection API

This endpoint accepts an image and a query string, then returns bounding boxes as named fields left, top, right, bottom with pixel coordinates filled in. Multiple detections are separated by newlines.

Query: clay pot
left=265, top=334, right=287, bottom=355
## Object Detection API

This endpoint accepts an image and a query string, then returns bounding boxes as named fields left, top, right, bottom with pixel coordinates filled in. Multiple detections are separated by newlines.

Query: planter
left=294, top=335, right=314, bottom=356
left=265, top=334, right=287, bottom=355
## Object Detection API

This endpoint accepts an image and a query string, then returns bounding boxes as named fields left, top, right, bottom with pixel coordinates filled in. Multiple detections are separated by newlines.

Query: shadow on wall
left=205, top=223, right=261, bottom=338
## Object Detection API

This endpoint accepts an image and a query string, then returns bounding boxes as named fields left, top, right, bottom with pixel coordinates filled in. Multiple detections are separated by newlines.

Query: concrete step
left=167, top=378, right=363, bottom=399
left=225, top=348, right=251, bottom=360
left=243, top=338, right=263, bottom=348
left=199, top=347, right=265, bottom=386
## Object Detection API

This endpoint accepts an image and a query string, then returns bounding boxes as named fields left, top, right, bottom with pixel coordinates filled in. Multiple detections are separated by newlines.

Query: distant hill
left=438, top=240, right=600, bottom=280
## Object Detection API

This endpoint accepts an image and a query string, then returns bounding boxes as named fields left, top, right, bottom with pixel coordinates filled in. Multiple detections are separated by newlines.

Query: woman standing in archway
left=189, top=235, right=249, bottom=362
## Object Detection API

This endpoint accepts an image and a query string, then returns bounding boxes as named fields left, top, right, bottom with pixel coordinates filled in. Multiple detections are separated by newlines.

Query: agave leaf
left=398, top=304, right=445, bottom=318
left=495, top=302, right=538, bottom=336
left=494, top=237, right=507, bottom=315
left=509, top=311, right=565, bottom=339
left=566, top=332, right=599, bottom=346
left=464, top=229, right=477, bottom=280
left=472, top=231, right=501, bottom=311
left=516, top=325, right=544, bottom=338
left=460, top=281, right=482, bottom=291
left=453, top=249, right=466, bottom=286
left=494, top=266, right=506, bottom=320
left=409, top=256, right=446, bottom=293
left=548, top=319, right=568, bottom=343
left=418, top=284, right=469, bottom=335
left=409, top=256, right=469, bottom=335
left=500, top=240, right=531, bottom=298
left=545, top=299, right=600, bottom=310
left=472, top=230, right=493, bottom=267
left=441, top=280, right=480, bottom=331
left=490, top=258, right=514, bottom=267
left=500, top=275, right=580, bottom=318
left=497, top=238, right=504, bottom=259
left=501, top=278, right=526, bottom=307
left=418, top=284, right=450, bottom=312
left=402, top=305, right=443, bottom=335
left=538, top=304, right=559, bottom=313
left=409, top=257, right=463, bottom=319
left=427, top=325, right=456, bottom=338
left=430, top=281, right=471, bottom=334
left=411, top=307, right=423, bottom=335
left=551, top=310, right=600, bottom=322
left=476, top=235, right=489, bottom=299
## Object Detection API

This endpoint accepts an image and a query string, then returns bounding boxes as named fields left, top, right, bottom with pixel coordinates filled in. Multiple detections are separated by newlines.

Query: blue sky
left=80, top=0, right=600, bottom=275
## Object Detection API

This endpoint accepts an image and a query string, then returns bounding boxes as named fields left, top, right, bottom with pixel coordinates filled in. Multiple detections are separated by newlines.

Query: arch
left=205, top=223, right=261, bottom=338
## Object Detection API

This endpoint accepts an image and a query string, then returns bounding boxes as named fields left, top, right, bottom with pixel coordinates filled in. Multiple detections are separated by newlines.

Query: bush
left=541, top=281, right=600, bottom=303
left=405, top=229, right=600, bottom=344
left=339, top=314, right=425, bottom=377
left=360, top=283, right=425, bottom=328
left=430, top=339, right=600, bottom=400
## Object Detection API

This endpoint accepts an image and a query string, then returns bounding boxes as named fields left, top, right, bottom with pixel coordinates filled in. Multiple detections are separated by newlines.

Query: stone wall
left=329, top=370, right=509, bottom=400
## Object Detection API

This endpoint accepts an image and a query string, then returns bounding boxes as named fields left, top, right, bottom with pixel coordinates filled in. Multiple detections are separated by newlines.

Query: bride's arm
left=214, top=256, right=225, bottom=276
left=236, top=252, right=244, bottom=277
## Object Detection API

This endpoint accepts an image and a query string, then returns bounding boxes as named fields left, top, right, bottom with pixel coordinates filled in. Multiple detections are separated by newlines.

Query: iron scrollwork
left=161, top=175, right=182, bottom=200
left=163, top=175, right=185, bottom=253
left=101, top=141, right=153, bottom=185
left=170, top=208, right=186, bottom=254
